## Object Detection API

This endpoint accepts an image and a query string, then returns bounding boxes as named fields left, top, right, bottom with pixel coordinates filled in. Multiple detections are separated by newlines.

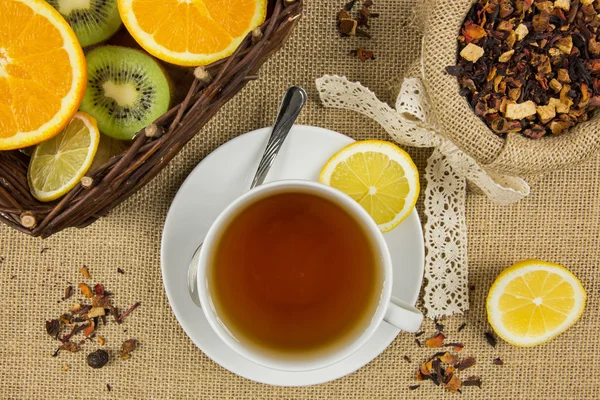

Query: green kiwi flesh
left=80, top=46, right=171, bottom=140
left=46, top=0, right=122, bottom=47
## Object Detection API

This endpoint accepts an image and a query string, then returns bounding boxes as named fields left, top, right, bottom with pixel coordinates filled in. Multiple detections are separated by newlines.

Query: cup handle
left=383, top=296, right=424, bottom=333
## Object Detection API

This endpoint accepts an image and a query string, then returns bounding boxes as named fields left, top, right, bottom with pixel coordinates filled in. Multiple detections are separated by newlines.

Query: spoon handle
left=250, top=86, right=307, bottom=189
left=187, top=86, right=307, bottom=308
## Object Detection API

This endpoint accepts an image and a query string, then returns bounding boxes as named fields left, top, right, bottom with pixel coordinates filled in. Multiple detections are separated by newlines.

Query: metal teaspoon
left=187, top=86, right=307, bottom=307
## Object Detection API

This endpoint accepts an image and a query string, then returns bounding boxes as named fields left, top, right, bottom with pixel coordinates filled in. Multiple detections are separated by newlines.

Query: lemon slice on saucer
left=28, top=112, right=100, bottom=202
left=487, top=259, right=586, bottom=347
left=319, top=140, right=420, bottom=232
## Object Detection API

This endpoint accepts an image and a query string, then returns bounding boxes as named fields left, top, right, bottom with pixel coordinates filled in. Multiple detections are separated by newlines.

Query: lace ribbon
left=315, top=75, right=530, bottom=318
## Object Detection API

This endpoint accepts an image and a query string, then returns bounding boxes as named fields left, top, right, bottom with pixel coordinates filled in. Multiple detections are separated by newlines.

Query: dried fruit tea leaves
left=485, top=331, right=498, bottom=347
left=45, top=319, right=60, bottom=339
left=425, top=333, right=446, bottom=348
left=449, top=0, right=600, bottom=139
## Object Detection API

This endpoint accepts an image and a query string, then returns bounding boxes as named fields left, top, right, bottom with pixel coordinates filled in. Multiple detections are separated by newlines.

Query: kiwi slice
left=46, top=0, right=122, bottom=47
left=80, top=46, right=171, bottom=140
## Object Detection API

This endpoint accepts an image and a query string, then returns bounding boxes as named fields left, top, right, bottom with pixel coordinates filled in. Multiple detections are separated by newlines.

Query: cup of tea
left=197, top=180, right=423, bottom=372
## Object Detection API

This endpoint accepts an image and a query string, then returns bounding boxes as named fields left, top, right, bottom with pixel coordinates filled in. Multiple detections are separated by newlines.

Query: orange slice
left=118, top=0, right=268, bottom=66
left=0, top=0, right=87, bottom=151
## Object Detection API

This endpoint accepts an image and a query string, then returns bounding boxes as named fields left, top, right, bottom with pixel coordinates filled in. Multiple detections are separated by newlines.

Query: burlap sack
left=419, top=0, right=600, bottom=176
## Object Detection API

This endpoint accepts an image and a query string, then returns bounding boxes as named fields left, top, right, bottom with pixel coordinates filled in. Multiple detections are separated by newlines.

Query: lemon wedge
left=487, top=259, right=586, bottom=347
left=319, top=140, right=420, bottom=232
left=28, top=112, right=100, bottom=202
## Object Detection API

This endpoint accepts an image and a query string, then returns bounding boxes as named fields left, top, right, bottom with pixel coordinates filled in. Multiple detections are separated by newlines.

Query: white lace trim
left=315, top=75, right=530, bottom=318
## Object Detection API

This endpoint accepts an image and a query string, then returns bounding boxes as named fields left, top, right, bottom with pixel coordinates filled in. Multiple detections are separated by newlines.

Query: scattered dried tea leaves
left=462, top=376, right=482, bottom=388
left=120, top=339, right=138, bottom=360
left=415, top=352, right=480, bottom=393
left=457, top=357, right=476, bottom=371
left=493, top=357, right=504, bottom=366
left=425, top=333, right=446, bottom=348
left=415, top=338, right=422, bottom=348
left=46, top=274, right=140, bottom=369
left=449, top=0, right=600, bottom=139
left=350, top=48, right=375, bottom=61
left=439, top=352, right=458, bottom=365
left=485, top=331, right=498, bottom=348
left=92, top=295, right=111, bottom=309
left=87, top=349, right=109, bottom=369
left=80, top=266, right=90, bottom=279
left=107, top=384, right=111, bottom=392
left=63, top=286, right=73, bottom=301
left=445, top=374, right=462, bottom=393
left=409, top=384, right=420, bottom=390
left=86, top=307, right=106, bottom=319
left=59, top=314, right=71, bottom=325
left=336, top=1, right=379, bottom=60
left=339, top=18, right=357, bottom=35
left=94, top=283, right=104, bottom=296
left=415, top=330, right=425, bottom=337
left=448, top=343, right=464, bottom=352
left=46, top=319, right=60, bottom=338
left=61, top=324, right=87, bottom=342
left=115, top=302, right=141, bottom=324
left=83, top=321, right=95, bottom=337
left=40, top=247, right=50, bottom=254
left=79, top=283, right=92, bottom=298
left=117, top=268, right=125, bottom=274
left=403, top=355, right=412, bottom=363
left=457, top=323, right=467, bottom=333
left=59, top=342, right=78, bottom=353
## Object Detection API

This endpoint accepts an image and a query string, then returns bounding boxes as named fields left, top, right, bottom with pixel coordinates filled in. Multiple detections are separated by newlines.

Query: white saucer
left=161, top=125, right=425, bottom=386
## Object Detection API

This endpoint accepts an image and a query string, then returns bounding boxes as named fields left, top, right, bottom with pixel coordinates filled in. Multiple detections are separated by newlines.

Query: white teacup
left=197, top=180, right=423, bottom=372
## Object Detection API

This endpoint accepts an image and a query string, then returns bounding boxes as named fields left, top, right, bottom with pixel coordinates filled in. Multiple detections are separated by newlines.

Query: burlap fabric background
left=421, top=0, right=600, bottom=175
left=1, top=1, right=599, bottom=399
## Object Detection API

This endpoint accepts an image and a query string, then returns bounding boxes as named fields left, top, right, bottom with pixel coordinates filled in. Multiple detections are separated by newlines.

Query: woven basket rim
left=0, top=0, right=302, bottom=238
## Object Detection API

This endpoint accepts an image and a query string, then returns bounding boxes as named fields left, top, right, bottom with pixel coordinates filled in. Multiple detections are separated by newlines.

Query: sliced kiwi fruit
left=46, top=0, right=122, bottom=47
left=80, top=46, right=172, bottom=140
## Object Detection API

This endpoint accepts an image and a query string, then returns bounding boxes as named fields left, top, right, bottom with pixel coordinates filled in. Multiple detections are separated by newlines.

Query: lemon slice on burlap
left=319, top=140, right=420, bottom=232
left=487, top=259, right=586, bottom=347
left=28, top=112, right=100, bottom=202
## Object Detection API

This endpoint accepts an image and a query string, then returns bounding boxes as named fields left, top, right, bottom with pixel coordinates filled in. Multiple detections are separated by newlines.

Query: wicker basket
left=0, top=0, right=302, bottom=238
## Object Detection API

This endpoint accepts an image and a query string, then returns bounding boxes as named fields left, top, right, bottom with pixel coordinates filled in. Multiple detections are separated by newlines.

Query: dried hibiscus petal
left=59, top=342, right=78, bottom=353
left=94, top=283, right=105, bottom=296
left=92, top=295, right=111, bottom=308
left=462, top=376, right=482, bottom=388
left=445, top=374, right=462, bottom=392
left=83, top=321, right=95, bottom=338
left=46, top=319, right=60, bottom=338
left=63, top=286, right=73, bottom=301
left=438, top=352, right=458, bottom=365
left=457, top=356, right=476, bottom=371
left=425, top=333, right=446, bottom=348
left=79, top=283, right=93, bottom=298
left=462, top=21, right=487, bottom=42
